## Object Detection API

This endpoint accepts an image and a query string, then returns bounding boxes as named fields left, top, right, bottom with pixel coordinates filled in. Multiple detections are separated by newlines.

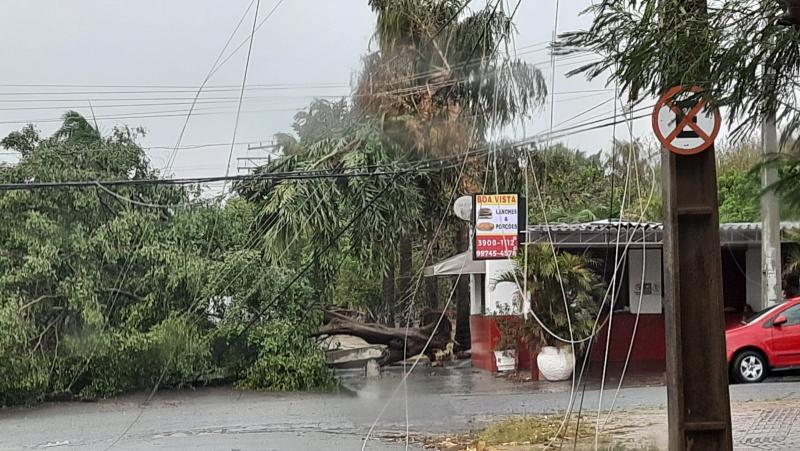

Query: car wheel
left=733, top=350, right=768, bottom=383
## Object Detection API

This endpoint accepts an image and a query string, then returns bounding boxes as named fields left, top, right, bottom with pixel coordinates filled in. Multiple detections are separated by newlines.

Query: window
left=746, top=304, right=780, bottom=324
left=780, top=304, right=800, bottom=326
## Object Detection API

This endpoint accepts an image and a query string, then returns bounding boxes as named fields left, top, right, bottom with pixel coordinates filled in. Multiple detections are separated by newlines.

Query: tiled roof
left=525, top=221, right=800, bottom=247
left=527, top=221, right=800, bottom=233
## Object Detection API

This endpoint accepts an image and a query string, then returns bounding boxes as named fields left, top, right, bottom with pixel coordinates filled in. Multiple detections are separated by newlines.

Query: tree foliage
left=491, top=244, right=605, bottom=349
left=560, top=0, right=800, bottom=208
left=561, top=1, right=799, bottom=132
left=0, top=114, right=334, bottom=406
left=238, top=1, right=549, bottom=322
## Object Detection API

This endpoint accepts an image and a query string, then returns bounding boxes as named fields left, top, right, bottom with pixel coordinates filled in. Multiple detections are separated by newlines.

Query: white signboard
left=652, top=86, right=721, bottom=156
left=628, top=249, right=663, bottom=314
left=473, top=194, right=520, bottom=260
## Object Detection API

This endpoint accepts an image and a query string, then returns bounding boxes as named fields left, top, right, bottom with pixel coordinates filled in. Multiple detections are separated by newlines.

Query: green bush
left=0, top=115, right=338, bottom=407
left=0, top=304, right=48, bottom=406
left=237, top=320, right=336, bottom=392
left=52, top=315, right=211, bottom=399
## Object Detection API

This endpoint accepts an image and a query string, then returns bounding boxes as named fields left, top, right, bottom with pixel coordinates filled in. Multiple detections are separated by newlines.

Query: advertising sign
left=472, top=194, right=523, bottom=260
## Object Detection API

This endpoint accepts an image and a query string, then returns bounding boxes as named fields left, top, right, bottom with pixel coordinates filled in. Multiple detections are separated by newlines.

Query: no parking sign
left=652, top=86, right=721, bottom=155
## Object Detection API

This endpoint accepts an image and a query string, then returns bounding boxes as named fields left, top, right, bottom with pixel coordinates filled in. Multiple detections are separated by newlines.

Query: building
left=426, top=221, right=800, bottom=373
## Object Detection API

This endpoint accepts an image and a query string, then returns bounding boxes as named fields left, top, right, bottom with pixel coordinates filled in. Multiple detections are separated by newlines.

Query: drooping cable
left=164, top=0, right=258, bottom=173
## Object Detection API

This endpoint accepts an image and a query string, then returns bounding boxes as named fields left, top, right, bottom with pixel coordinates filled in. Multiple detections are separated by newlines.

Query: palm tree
left=236, top=113, right=426, bottom=313
left=52, top=111, right=102, bottom=145
left=491, top=244, right=603, bottom=349
left=238, top=1, right=548, bottom=326
left=357, top=0, right=547, bottom=323
left=358, top=0, right=546, bottom=156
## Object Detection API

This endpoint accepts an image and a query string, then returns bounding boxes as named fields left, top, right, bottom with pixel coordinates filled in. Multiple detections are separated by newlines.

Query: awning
left=424, top=251, right=486, bottom=276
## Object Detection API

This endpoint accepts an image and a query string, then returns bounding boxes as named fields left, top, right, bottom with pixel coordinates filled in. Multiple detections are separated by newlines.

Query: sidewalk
left=734, top=400, right=800, bottom=451
left=597, top=399, right=800, bottom=450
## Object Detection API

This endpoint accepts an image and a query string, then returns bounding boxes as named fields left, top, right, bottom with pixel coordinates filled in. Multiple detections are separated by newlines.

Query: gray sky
left=0, top=0, right=654, bottom=182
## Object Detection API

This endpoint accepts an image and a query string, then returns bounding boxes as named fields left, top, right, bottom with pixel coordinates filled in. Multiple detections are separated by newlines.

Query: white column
left=762, top=113, right=782, bottom=307
left=484, top=259, right=518, bottom=314
left=470, top=274, right=483, bottom=315
left=627, top=248, right=663, bottom=314
left=746, top=247, right=763, bottom=310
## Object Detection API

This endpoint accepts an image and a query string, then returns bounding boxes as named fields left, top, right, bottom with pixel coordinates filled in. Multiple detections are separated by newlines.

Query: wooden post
left=662, top=145, right=733, bottom=450
left=657, top=0, right=734, bottom=447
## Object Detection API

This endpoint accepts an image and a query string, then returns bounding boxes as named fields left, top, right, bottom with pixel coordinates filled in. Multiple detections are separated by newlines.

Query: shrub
left=237, top=320, right=336, bottom=392
left=54, top=315, right=211, bottom=399
left=0, top=304, right=48, bottom=406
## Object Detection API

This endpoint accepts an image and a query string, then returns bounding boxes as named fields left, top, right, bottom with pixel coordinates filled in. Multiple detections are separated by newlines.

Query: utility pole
left=761, top=112, right=782, bottom=309
left=761, top=0, right=800, bottom=308
left=661, top=121, right=733, bottom=451
left=658, top=0, right=733, bottom=449
left=236, top=141, right=278, bottom=174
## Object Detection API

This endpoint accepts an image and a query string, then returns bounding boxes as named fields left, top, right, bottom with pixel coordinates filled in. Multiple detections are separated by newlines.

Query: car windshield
left=744, top=304, right=781, bottom=324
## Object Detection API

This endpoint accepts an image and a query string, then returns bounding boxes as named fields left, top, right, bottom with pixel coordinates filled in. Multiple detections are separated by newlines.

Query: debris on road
left=313, top=309, right=453, bottom=366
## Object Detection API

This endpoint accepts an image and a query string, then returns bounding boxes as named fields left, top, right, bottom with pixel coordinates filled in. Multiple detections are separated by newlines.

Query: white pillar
left=762, top=113, right=782, bottom=307
left=627, top=248, right=664, bottom=314
left=470, top=274, right=483, bottom=315
left=746, top=247, right=763, bottom=310
left=484, top=259, right=518, bottom=314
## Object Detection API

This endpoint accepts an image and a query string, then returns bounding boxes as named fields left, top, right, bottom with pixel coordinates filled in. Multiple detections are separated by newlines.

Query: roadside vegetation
left=422, top=414, right=662, bottom=450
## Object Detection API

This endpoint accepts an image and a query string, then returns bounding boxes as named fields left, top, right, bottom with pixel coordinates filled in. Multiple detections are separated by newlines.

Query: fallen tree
left=311, top=310, right=452, bottom=366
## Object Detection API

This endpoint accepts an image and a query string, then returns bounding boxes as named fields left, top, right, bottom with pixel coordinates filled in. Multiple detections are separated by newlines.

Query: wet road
left=2, top=367, right=800, bottom=450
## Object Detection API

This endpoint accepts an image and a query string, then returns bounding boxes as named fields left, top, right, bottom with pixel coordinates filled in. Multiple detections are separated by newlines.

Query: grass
left=471, top=416, right=662, bottom=450
left=423, top=414, right=663, bottom=450
left=478, top=415, right=595, bottom=446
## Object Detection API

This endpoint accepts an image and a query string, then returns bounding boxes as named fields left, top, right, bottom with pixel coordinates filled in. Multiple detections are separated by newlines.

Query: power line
left=0, top=82, right=348, bottom=89
left=0, top=49, right=593, bottom=110
left=165, top=0, right=260, bottom=173
left=0, top=87, right=610, bottom=112
left=0, top=91, right=618, bottom=131
left=0, top=37, right=555, bottom=96
left=430, top=0, right=474, bottom=40
left=219, top=0, right=266, bottom=188
left=0, top=106, right=305, bottom=126
left=0, top=104, right=654, bottom=191
left=0, top=159, right=464, bottom=192
left=233, top=172, right=401, bottom=341
left=0, top=97, right=340, bottom=111
left=0, top=94, right=349, bottom=103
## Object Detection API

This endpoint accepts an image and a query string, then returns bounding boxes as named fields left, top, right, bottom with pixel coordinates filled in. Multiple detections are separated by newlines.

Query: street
left=2, top=368, right=800, bottom=450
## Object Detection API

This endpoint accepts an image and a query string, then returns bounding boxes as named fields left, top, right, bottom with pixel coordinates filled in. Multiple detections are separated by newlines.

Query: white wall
left=746, top=247, right=762, bottom=310
left=627, top=248, right=663, bottom=314
left=470, top=274, right=484, bottom=315
left=484, top=259, right=524, bottom=315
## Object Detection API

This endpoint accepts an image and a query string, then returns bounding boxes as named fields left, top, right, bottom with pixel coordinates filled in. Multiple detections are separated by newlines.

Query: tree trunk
left=454, top=223, right=471, bottom=351
left=425, top=253, right=439, bottom=308
left=313, top=310, right=451, bottom=366
left=398, top=235, right=413, bottom=307
left=312, top=258, right=324, bottom=306
left=424, top=225, right=438, bottom=308
left=381, top=264, right=395, bottom=325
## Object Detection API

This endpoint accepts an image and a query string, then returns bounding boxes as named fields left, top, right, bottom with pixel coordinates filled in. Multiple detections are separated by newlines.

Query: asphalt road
left=2, top=368, right=800, bottom=451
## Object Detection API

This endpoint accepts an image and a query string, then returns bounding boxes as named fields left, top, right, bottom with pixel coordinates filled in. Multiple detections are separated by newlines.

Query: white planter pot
left=494, top=349, right=517, bottom=372
left=537, top=346, right=575, bottom=381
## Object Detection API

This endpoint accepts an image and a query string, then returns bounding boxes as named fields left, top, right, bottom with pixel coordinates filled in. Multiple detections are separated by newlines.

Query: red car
left=726, top=296, right=800, bottom=383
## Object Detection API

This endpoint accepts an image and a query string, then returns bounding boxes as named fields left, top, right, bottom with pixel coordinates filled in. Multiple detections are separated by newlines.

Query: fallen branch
left=312, top=310, right=452, bottom=366
left=20, top=294, right=61, bottom=311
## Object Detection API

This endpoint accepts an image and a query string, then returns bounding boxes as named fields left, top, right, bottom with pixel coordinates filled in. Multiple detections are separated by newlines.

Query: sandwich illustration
left=478, top=207, right=493, bottom=219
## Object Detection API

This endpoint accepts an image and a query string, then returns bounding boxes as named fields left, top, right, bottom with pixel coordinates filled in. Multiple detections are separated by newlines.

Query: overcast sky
left=0, top=0, right=655, bottom=181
